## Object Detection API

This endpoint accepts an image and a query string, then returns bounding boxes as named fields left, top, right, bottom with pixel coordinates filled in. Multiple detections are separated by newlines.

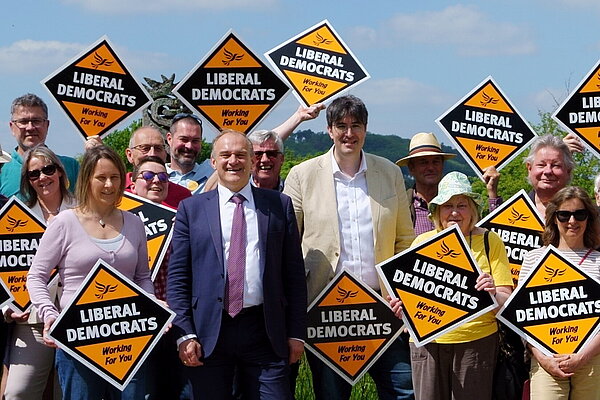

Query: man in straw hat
left=396, top=132, right=501, bottom=235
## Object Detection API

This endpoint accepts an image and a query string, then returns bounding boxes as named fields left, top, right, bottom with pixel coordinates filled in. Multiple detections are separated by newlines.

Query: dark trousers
left=187, top=307, right=291, bottom=400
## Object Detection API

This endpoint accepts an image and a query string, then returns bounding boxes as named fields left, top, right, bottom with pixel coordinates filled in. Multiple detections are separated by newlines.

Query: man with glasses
left=1, top=94, right=79, bottom=199
left=125, top=126, right=191, bottom=208
left=247, top=130, right=285, bottom=191
left=284, top=95, right=415, bottom=400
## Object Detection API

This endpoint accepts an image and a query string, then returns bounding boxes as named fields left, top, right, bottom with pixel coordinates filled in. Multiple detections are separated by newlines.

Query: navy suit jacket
left=167, top=186, right=307, bottom=359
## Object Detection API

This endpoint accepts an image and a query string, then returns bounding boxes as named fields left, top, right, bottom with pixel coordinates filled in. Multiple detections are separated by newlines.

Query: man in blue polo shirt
left=1, top=94, right=79, bottom=199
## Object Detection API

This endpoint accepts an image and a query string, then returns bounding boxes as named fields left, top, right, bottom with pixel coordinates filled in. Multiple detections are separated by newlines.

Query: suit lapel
left=365, top=155, right=382, bottom=248
left=319, top=150, right=340, bottom=271
left=252, top=187, right=269, bottom=270
left=204, top=190, right=224, bottom=268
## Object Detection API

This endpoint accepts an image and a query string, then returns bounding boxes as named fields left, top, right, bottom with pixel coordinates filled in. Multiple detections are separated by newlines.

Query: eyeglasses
left=254, top=150, right=281, bottom=159
left=130, top=144, right=166, bottom=154
left=172, top=113, right=202, bottom=127
left=555, top=209, right=589, bottom=223
left=12, top=118, right=47, bottom=128
left=27, top=164, right=57, bottom=181
left=137, top=171, right=169, bottom=183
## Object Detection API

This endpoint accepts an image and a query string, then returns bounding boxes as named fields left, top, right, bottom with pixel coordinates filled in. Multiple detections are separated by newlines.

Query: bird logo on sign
left=480, top=92, right=499, bottom=107
left=543, top=265, right=566, bottom=282
left=596, top=72, right=600, bottom=89
left=313, top=32, right=332, bottom=47
left=336, top=286, right=358, bottom=303
left=508, top=208, right=529, bottom=224
left=6, top=216, right=27, bottom=232
left=436, top=241, right=460, bottom=259
left=222, top=48, right=244, bottom=66
left=95, top=281, right=118, bottom=299
left=90, top=52, right=114, bottom=69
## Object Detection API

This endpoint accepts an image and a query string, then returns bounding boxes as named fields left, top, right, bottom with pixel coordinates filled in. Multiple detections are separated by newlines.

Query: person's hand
left=179, top=338, right=203, bottom=367
left=4, top=308, right=30, bottom=323
left=288, top=338, right=304, bottom=364
left=563, top=132, right=584, bottom=154
left=482, top=166, right=500, bottom=199
left=387, top=295, right=404, bottom=319
left=557, top=353, right=586, bottom=374
left=42, top=317, right=58, bottom=348
left=476, top=273, right=496, bottom=296
left=84, top=135, right=103, bottom=151
left=537, top=353, right=573, bottom=378
left=297, top=103, right=325, bottom=122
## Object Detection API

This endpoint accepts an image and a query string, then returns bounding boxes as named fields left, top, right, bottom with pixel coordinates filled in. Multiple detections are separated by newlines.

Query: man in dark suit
left=167, top=129, right=307, bottom=400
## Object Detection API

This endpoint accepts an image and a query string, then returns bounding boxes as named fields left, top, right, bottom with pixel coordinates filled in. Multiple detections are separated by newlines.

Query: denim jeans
left=307, top=332, right=414, bottom=400
left=55, top=349, right=146, bottom=400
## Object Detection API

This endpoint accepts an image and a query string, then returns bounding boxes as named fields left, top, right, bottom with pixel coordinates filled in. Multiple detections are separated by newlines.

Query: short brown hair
left=542, top=186, right=600, bottom=249
left=75, top=146, right=126, bottom=211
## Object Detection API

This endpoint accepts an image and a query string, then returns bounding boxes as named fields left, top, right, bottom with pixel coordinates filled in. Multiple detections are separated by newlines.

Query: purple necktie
left=225, top=193, right=246, bottom=317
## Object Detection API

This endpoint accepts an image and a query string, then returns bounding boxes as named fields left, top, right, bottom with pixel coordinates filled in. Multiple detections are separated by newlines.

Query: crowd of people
left=0, top=91, right=593, bottom=400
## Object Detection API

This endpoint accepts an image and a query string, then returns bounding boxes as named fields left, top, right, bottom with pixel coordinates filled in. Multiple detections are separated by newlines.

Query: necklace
left=98, top=218, right=106, bottom=228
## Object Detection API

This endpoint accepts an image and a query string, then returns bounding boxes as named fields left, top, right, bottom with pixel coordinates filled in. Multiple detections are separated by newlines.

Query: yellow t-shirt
left=411, top=229, right=512, bottom=343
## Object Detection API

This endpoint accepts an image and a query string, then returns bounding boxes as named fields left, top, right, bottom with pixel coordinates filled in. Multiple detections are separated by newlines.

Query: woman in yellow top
left=390, top=171, right=513, bottom=400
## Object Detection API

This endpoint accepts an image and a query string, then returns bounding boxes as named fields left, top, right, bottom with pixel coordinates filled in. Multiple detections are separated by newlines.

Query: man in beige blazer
left=284, top=95, right=415, bottom=400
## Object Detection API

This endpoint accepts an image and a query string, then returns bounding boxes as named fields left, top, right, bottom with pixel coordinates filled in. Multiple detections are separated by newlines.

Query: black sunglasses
left=27, top=164, right=57, bottom=181
left=254, top=150, right=281, bottom=159
left=137, top=171, right=169, bottom=183
left=555, top=209, right=589, bottom=223
left=172, top=113, right=202, bottom=127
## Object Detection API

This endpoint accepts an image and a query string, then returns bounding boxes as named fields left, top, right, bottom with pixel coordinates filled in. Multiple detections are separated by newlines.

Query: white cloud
left=0, top=40, right=85, bottom=75
left=62, top=0, right=276, bottom=13
left=351, top=5, right=535, bottom=56
left=353, top=77, right=450, bottom=107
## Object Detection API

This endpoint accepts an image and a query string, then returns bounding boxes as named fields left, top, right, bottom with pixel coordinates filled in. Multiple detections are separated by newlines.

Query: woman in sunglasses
left=130, top=156, right=170, bottom=208
left=27, top=146, right=153, bottom=399
left=1, top=146, right=75, bottom=400
left=519, top=186, right=600, bottom=399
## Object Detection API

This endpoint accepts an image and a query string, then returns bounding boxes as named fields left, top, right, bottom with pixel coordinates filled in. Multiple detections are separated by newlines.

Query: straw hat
left=428, top=171, right=482, bottom=215
left=395, top=132, right=455, bottom=167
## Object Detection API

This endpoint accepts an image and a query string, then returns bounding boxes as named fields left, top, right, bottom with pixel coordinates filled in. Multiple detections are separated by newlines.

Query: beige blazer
left=284, top=149, right=415, bottom=303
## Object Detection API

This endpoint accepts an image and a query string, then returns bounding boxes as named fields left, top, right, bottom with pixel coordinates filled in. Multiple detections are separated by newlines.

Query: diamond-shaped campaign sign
left=376, top=225, right=497, bottom=346
left=173, top=30, right=289, bottom=134
left=0, top=197, right=51, bottom=312
left=553, top=58, right=600, bottom=158
left=118, top=192, right=175, bottom=281
left=49, top=259, right=174, bottom=391
left=265, top=20, right=370, bottom=107
left=306, top=270, right=403, bottom=385
left=477, top=190, right=544, bottom=287
left=436, top=76, right=537, bottom=180
left=498, top=246, right=600, bottom=357
left=43, top=35, right=152, bottom=141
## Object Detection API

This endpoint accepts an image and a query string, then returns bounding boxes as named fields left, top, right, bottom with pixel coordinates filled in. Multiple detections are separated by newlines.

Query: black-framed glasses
left=254, top=150, right=281, bottom=159
left=555, top=209, right=589, bottom=223
left=12, top=118, right=47, bottom=128
left=130, top=144, right=166, bottom=154
left=137, top=171, right=169, bottom=183
left=27, top=164, right=57, bottom=181
left=172, top=113, right=202, bottom=127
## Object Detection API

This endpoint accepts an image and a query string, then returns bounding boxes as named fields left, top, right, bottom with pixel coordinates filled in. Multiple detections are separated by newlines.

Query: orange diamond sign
left=173, top=30, right=289, bottom=134
left=42, top=35, right=152, bottom=140
left=436, top=76, right=537, bottom=180
left=265, top=20, right=370, bottom=106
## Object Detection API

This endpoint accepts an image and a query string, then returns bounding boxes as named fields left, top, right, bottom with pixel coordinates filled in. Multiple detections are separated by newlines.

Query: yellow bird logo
left=596, top=72, right=600, bottom=89
left=90, top=52, right=114, bottom=69
left=544, top=265, right=566, bottom=282
left=94, top=281, right=118, bottom=299
left=436, top=241, right=461, bottom=259
left=222, top=48, right=244, bottom=66
left=313, top=32, right=332, bottom=47
left=6, top=216, right=27, bottom=232
left=336, top=286, right=358, bottom=303
left=480, top=91, right=499, bottom=107
left=508, top=207, right=529, bottom=224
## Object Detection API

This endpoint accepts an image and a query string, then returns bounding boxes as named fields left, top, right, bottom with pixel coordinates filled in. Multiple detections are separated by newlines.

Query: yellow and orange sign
left=265, top=20, right=370, bottom=106
left=0, top=197, right=48, bottom=312
left=48, top=259, right=174, bottom=391
left=376, top=225, right=497, bottom=346
left=173, top=30, right=289, bottom=134
left=498, top=246, right=600, bottom=356
left=306, top=270, right=403, bottom=385
left=477, top=190, right=544, bottom=286
left=42, top=35, right=152, bottom=140
left=436, top=76, right=537, bottom=180
left=118, top=192, right=175, bottom=281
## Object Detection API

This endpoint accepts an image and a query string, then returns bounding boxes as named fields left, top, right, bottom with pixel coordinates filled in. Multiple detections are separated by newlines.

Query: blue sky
left=2, top=0, right=600, bottom=157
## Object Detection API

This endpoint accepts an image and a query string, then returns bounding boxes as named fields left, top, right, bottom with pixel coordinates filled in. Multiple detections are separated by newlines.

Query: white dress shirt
left=331, top=151, right=378, bottom=290
left=217, top=183, right=263, bottom=307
